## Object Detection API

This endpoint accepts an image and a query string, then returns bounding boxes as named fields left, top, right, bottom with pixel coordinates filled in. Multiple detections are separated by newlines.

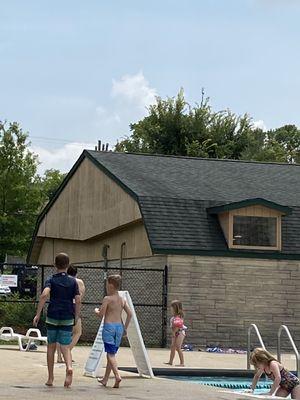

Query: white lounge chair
left=0, top=326, right=47, bottom=351
left=23, top=328, right=47, bottom=350
left=0, top=326, right=25, bottom=351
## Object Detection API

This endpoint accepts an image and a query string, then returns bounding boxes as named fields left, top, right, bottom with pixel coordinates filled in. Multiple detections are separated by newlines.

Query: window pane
left=233, top=216, right=277, bottom=247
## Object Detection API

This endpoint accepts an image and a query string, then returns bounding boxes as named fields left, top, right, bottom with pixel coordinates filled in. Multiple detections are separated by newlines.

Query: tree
left=40, top=169, right=65, bottom=203
left=0, top=122, right=42, bottom=262
left=115, top=90, right=256, bottom=159
left=115, top=89, right=300, bottom=164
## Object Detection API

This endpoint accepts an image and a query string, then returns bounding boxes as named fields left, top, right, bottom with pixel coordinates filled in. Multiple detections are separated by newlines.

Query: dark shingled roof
left=86, top=150, right=300, bottom=259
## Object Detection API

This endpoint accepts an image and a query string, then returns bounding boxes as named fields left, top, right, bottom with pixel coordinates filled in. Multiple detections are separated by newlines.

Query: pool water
left=162, top=376, right=271, bottom=394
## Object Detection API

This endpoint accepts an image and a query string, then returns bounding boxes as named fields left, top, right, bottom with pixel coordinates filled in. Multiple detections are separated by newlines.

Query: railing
left=247, top=324, right=266, bottom=369
left=277, top=325, right=300, bottom=377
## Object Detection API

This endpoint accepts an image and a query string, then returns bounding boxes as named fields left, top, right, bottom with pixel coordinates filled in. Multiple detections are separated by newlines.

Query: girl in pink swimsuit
left=165, top=300, right=187, bottom=367
left=250, top=348, right=300, bottom=399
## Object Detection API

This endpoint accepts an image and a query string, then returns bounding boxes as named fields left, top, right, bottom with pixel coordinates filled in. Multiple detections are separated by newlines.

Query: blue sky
left=1, top=0, right=300, bottom=173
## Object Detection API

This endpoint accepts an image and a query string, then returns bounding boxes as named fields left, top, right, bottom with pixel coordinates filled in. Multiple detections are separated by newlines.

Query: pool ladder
left=247, top=323, right=300, bottom=377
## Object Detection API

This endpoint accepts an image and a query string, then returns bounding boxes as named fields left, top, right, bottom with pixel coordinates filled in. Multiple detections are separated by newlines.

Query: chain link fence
left=0, top=262, right=168, bottom=347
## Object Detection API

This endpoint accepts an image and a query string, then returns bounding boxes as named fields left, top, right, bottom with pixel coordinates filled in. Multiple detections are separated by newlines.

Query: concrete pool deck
left=0, top=345, right=297, bottom=400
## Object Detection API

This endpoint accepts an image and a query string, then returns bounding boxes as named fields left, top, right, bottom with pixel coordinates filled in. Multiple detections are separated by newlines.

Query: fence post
left=162, top=265, right=168, bottom=348
left=41, top=265, right=45, bottom=293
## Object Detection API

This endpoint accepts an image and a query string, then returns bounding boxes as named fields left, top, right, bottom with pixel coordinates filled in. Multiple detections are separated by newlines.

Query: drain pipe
left=102, top=244, right=110, bottom=296
left=119, top=242, right=126, bottom=289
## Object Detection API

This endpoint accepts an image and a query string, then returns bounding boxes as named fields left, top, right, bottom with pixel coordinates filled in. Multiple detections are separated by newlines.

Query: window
left=232, top=216, right=277, bottom=248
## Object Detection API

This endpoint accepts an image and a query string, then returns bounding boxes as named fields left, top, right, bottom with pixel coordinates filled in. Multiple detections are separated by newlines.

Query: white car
left=0, top=285, right=11, bottom=297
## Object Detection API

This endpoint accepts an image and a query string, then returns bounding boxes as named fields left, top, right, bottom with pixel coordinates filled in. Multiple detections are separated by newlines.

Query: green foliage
left=0, top=122, right=65, bottom=262
left=115, top=89, right=300, bottom=164
left=0, top=122, right=42, bottom=261
left=39, top=169, right=65, bottom=202
left=0, top=293, right=37, bottom=334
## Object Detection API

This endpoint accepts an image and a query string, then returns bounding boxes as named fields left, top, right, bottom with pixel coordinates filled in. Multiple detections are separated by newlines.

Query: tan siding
left=37, top=158, right=141, bottom=241
left=233, top=205, right=282, bottom=217
left=218, top=205, right=283, bottom=250
left=218, top=212, right=229, bottom=243
left=37, top=221, right=152, bottom=264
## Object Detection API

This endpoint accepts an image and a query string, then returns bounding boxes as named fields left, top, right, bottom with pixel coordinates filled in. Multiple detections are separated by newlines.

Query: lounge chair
left=0, top=326, right=47, bottom=351
left=0, top=326, right=25, bottom=351
left=23, top=328, right=47, bottom=350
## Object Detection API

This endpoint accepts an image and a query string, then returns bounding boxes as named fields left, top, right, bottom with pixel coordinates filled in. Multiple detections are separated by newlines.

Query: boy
left=95, top=274, right=132, bottom=388
left=57, top=265, right=86, bottom=363
left=33, top=253, right=81, bottom=388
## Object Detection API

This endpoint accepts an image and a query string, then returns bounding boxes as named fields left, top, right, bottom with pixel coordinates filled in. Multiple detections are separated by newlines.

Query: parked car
left=0, top=285, right=11, bottom=297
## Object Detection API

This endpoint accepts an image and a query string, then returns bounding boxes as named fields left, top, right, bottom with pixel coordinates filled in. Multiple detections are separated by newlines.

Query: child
left=57, top=264, right=86, bottom=363
left=165, top=300, right=186, bottom=367
left=33, top=253, right=81, bottom=388
left=94, top=274, right=132, bottom=388
left=250, top=348, right=300, bottom=398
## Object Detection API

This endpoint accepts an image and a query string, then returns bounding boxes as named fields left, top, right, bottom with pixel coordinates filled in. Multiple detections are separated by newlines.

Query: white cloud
left=253, top=119, right=267, bottom=131
left=29, top=72, right=158, bottom=174
left=30, top=142, right=95, bottom=175
left=111, top=71, right=157, bottom=110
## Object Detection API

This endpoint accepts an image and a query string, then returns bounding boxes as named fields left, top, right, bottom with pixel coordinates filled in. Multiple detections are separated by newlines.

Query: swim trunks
left=47, top=328, right=72, bottom=345
left=102, top=323, right=124, bottom=354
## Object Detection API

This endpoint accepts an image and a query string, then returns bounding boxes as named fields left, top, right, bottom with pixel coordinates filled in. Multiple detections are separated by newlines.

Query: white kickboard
left=84, top=290, right=154, bottom=378
left=84, top=319, right=105, bottom=377
left=120, top=291, right=154, bottom=378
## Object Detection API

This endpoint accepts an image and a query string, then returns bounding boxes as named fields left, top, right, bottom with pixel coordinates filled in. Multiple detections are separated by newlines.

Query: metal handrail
left=247, top=324, right=266, bottom=369
left=277, top=325, right=300, bottom=377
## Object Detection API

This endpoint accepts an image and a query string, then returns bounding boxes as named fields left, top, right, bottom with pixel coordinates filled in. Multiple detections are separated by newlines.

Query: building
left=28, top=150, right=300, bottom=348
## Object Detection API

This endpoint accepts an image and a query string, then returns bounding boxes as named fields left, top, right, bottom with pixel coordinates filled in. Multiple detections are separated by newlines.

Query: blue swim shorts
left=47, top=327, right=73, bottom=346
left=102, top=323, right=124, bottom=354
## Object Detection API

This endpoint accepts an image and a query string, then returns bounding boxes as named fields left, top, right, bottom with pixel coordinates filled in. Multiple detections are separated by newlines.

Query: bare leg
left=107, top=353, right=121, bottom=388
left=69, top=318, right=82, bottom=351
left=46, top=343, right=56, bottom=386
left=60, top=345, right=73, bottom=388
left=98, top=354, right=112, bottom=386
left=56, top=343, right=64, bottom=363
left=165, top=337, right=176, bottom=365
left=175, top=333, right=185, bottom=366
left=291, top=386, right=300, bottom=400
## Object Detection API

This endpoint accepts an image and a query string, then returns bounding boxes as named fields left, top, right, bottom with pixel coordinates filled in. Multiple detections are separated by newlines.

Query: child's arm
left=123, top=301, right=132, bottom=334
left=250, top=369, right=263, bottom=392
left=95, top=297, right=109, bottom=319
left=33, top=287, right=50, bottom=326
left=268, top=361, right=281, bottom=395
left=74, top=294, right=81, bottom=324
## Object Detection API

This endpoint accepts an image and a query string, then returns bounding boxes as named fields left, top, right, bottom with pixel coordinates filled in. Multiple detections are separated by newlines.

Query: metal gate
left=0, top=262, right=168, bottom=347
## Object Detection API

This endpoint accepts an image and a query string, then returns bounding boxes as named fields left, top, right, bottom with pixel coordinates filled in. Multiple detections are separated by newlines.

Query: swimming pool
left=119, top=367, right=272, bottom=394
left=162, top=375, right=271, bottom=393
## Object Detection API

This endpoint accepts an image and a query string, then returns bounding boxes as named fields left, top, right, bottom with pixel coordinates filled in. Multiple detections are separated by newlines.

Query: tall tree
left=0, top=122, right=41, bottom=261
left=115, top=90, right=300, bottom=164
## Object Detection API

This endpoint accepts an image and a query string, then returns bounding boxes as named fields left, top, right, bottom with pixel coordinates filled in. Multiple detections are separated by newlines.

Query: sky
left=1, top=0, right=300, bottom=174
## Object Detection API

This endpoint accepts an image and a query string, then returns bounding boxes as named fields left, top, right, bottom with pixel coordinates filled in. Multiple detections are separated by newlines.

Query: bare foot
left=164, top=362, right=173, bottom=365
left=113, top=377, right=122, bottom=388
left=64, top=368, right=73, bottom=388
left=97, top=378, right=107, bottom=387
left=45, top=379, right=53, bottom=387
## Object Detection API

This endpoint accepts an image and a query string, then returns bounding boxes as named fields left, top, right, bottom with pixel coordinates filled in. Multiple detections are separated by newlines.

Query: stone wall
left=167, top=255, right=300, bottom=350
